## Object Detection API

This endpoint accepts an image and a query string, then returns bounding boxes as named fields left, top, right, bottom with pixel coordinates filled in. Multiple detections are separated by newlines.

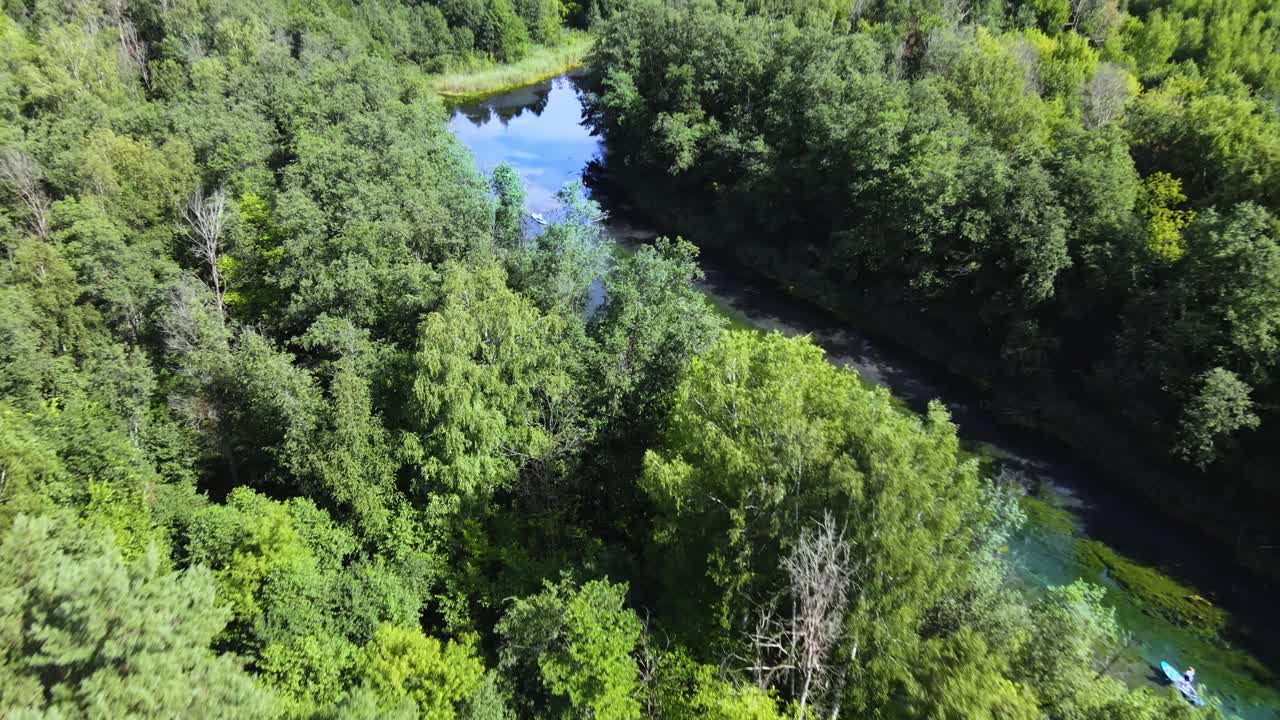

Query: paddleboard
left=1161, top=661, right=1206, bottom=707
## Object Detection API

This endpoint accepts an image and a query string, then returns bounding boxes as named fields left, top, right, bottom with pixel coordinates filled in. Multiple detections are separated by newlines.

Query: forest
left=582, top=0, right=1280, bottom=576
left=0, top=0, right=1263, bottom=718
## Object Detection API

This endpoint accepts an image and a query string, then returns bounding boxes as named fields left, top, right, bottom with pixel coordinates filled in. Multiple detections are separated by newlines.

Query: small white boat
left=530, top=212, right=548, bottom=225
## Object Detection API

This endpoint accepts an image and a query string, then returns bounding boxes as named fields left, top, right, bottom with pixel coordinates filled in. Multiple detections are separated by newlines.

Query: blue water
left=449, top=74, right=599, bottom=215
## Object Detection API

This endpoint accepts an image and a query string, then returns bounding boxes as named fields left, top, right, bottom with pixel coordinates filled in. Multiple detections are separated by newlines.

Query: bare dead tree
left=0, top=148, right=51, bottom=240
left=848, top=0, right=868, bottom=25
left=636, top=616, right=666, bottom=718
left=1068, top=0, right=1118, bottom=41
left=941, top=0, right=972, bottom=27
left=184, top=186, right=228, bottom=321
left=159, top=280, right=208, bottom=357
left=783, top=514, right=855, bottom=716
left=1083, top=62, right=1131, bottom=129
left=105, top=0, right=149, bottom=86
left=160, top=278, right=238, bottom=483
left=734, top=513, right=856, bottom=718
left=1012, top=39, right=1042, bottom=96
left=1067, top=0, right=1092, bottom=29
left=740, top=598, right=792, bottom=691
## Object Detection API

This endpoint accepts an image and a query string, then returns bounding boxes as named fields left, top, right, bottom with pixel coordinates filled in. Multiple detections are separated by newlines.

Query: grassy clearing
left=431, top=33, right=594, bottom=103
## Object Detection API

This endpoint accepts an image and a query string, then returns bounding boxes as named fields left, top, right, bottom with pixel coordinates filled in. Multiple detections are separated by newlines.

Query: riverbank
left=604, top=178, right=1280, bottom=717
left=448, top=73, right=1280, bottom=719
left=430, top=33, right=592, bottom=104
left=586, top=157, right=1280, bottom=585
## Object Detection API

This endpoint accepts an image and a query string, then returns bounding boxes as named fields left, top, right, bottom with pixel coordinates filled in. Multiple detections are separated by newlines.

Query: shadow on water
left=448, top=72, right=1280, bottom=720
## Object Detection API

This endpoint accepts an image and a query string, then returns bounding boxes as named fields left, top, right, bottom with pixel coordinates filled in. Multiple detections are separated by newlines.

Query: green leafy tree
left=357, top=624, right=485, bottom=719
left=497, top=577, right=642, bottom=720
left=1137, top=172, right=1194, bottom=261
left=587, top=237, right=725, bottom=441
left=491, top=163, right=526, bottom=253
left=410, top=263, right=582, bottom=515
left=892, top=628, right=1040, bottom=720
left=642, top=331, right=986, bottom=712
left=1013, top=581, right=1121, bottom=718
left=518, top=183, right=608, bottom=315
left=644, top=649, right=785, bottom=720
left=0, top=514, right=276, bottom=717
left=1176, top=367, right=1260, bottom=468
left=939, top=28, right=1053, bottom=152
left=478, top=0, right=529, bottom=61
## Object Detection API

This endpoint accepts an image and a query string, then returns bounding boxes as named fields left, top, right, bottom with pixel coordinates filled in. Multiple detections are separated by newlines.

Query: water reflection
left=447, top=72, right=597, bottom=214
left=451, top=81, right=553, bottom=126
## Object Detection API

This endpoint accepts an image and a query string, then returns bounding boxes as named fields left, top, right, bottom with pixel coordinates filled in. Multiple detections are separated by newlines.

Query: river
left=447, top=71, right=1280, bottom=720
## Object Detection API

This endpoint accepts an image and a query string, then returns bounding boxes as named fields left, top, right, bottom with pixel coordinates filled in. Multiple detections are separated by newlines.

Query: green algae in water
left=1020, top=493, right=1079, bottom=536
left=1075, top=539, right=1228, bottom=637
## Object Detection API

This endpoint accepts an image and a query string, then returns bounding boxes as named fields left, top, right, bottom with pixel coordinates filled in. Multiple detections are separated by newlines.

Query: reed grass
left=431, top=33, right=593, bottom=103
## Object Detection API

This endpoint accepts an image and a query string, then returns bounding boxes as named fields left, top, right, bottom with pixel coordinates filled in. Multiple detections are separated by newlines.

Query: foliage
left=1138, top=172, right=1194, bottom=261
left=1176, top=367, right=1260, bottom=468
left=0, top=514, right=276, bottom=717
left=497, top=577, right=642, bottom=720
left=357, top=624, right=485, bottom=719
left=642, top=331, right=987, bottom=712
left=893, top=628, right=1041, bottom=720
left=0, top=0, right=1257, bottom=718
left=410, top=262, right=581, bottom=515
left=491, top=163, right=527, bottom=253
left=584, top=0, right=1280, bottom=577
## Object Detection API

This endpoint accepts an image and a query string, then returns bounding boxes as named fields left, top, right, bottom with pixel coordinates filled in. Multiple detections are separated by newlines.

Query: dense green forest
left=583, top=0, right=1280, bottom=576
left=0, top=0, right=1257, bottom=717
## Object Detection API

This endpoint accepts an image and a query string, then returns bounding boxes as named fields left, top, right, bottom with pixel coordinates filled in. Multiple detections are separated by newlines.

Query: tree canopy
left=0, top=0, right=1254, bottom=717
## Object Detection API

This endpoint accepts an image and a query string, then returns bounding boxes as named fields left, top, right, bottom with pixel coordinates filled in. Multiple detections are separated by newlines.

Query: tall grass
left=431, top=33, right=594, bottom=102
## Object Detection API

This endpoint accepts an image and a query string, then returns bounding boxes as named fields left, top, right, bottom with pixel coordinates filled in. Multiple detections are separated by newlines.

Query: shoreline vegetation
left=596, top=161, right=1280, bottom=583
left=430, top=33, right=593, bottom=104
left=1, top=0, right=1274, bottom=714
left=579, top=0, right=1280, bottom=593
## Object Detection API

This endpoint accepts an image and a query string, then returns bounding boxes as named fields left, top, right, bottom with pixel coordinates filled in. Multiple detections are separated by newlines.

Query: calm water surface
left=448, top=73, right=1280, bottom=720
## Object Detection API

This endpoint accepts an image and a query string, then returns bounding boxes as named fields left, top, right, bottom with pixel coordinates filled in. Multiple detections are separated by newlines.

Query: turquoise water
left=447, top=73, right=1280, bottom=720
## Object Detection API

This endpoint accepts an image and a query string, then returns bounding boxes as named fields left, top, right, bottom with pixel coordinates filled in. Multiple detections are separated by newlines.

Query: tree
left=1137, top=172, right=1193, bottom=262
left=587, top=237, right=725, bottom=440
left=1176, top=367, right=1259, bottom=469
left=497, top=577, right=642, bottom=720
left=1012, top=581, right=1120, bottom=717
left=184, top=488, right=356, bottom=657
left=184, top=186, right=229, bottom=321
left=642, top=648, right=786, bottom=720
left=1083, top=62, right=1137, bottom=129
left=741, top=513, right=853, bottom=717
left=0, top=146, right=50, bottom=240
left=410, top=263, right=583, bottom=514
left=893, top=628, right=1040, bottom=720
left=641, top=331, right=986, bottom=712
left=357, top=624, right=485, bottom=719
left=0, top=514, right=276, bottom=717
left=308, top=359, right=401, bottom=544
left=940, top=28, right=1052, bottom=152
left=478, top=0, right=529, bottom=61
left=491, top=163, right=526, bottom=253
left=518, top=183, right=608, bottom=316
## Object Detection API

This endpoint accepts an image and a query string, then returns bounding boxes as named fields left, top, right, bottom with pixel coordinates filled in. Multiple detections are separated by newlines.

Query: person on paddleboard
left=1185, top=667, right=1196, bottom=685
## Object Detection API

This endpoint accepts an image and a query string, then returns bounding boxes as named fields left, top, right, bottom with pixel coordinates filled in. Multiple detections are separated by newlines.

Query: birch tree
left=183, top=186, right=228, bottom=320
left=0, top=148, right=51, bottom=241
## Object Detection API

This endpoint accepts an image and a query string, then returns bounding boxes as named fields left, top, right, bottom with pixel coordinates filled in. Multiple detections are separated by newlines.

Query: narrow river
left=447, top=71, right=1280, bottom=720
